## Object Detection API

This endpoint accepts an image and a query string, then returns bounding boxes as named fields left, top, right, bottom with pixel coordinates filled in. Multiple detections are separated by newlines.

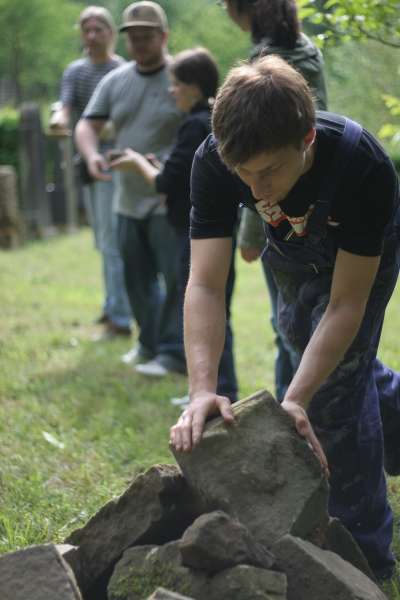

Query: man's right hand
left=87, top=152, right=112, bottom=181
left=170, top=392, right=235, bottom=452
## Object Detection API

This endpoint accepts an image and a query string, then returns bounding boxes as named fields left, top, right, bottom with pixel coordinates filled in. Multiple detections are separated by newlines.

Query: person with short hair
left=109, top=47, right=238, bottom=398
left=75, top=1, right=185, bottom=375
left=50, top=5, right=132, bottom=339
left=220, top=0, right=328, bottom=401
left=170, top=55, right=400, bottom=581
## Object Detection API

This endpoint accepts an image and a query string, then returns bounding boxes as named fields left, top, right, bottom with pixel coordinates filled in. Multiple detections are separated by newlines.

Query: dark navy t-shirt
left=190, top=112, right=399, bottom=256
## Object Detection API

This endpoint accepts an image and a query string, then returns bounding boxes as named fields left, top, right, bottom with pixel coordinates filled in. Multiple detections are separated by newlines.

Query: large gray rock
left=180, top=510, right=275, bottom=573
left=273, top=535, right=387, bottom=600
left=147, top=588, right=195, bottom=599
left=107, top=542, right=209, bottom=600
left=0, top=544, right=82, bottom=600
left=172, top=390, right=329, bottom=548
left=208, top=565, right=287, bottom=600
left=324, top=518, right=376, bottom=581
left=66, top=464, right=199, bottom=600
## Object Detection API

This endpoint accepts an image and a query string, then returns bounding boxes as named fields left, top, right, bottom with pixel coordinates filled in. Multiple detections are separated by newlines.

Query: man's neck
left=88, top=49, right=113, bottom=65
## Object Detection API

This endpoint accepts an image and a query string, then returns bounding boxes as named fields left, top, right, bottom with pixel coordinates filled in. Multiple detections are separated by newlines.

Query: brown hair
left=212, top=55, right=315, bottom=169
left=170, top=47, right=219, bottom=101
left=225, top=0, right=300, bottom=47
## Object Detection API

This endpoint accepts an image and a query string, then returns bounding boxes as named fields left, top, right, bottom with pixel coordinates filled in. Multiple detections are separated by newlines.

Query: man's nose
left=250, top=178, right=269, bottom=201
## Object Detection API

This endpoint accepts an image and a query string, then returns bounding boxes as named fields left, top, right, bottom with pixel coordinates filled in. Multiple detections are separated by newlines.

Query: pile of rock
left=0, top=391, right=387, bottom=600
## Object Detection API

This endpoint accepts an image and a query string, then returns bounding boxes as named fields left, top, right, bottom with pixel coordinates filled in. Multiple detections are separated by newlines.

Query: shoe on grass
left=121, top=345, right=151, bottom=366
left=135, top=359, right=170, bottom=377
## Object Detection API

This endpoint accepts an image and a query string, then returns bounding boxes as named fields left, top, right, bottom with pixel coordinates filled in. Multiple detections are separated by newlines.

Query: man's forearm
left=75, top=119, right=100, bottom=161
left=184, top=282, right=226, bottom=397
left=285, top=302, right=366, bottom=407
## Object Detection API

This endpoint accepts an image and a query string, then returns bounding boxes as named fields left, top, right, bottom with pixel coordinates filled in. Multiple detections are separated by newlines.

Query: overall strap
left=306, top=117, right=363, bottom=245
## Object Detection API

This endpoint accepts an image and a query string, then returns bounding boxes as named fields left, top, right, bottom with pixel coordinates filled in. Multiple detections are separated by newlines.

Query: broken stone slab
left=324, top=518, right=376, bottom=581
left=65, top=464, right=200, bottom=600
left=179, top=510, right=275, bottom=573
left=273, top=534, right=387, bottom=600
left=172, top=390, right=329, bottom=548
left=147, top=588, right=195, bottom=599
left=0, top=543, right=82, bottom=600
left=208, top=565, right=287, bottom=600
left=107, top=542, right=209, bottom=600
left=57, top=544, right=82, bottom=588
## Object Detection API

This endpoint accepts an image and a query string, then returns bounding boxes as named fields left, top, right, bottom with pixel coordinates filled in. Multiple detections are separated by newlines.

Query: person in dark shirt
left=221, top=0, right=329, bottom=401
left=170, top=55, right=400, bottom=581
left=110, top=47, right=238, bottom=401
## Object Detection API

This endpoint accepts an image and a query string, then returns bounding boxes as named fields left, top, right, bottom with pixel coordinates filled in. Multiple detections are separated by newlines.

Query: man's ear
left=304, top=128, right=316, bottom=149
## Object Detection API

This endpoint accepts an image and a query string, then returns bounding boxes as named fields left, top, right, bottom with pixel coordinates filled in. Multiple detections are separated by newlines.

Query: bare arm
left=281, top=248, right=380, bottom=471
left=74, top=118, right=110, bottom=181
left=170, top=238, right=235, bottom=452
left=49, top=104, right=71, bottom=136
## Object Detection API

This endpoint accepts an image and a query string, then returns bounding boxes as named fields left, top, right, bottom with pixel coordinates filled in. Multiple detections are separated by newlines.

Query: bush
left=0, top=106, right=19, bottom=171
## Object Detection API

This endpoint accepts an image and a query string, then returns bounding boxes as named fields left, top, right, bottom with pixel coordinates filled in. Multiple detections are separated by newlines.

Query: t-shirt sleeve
left=155, top=118, right=207, bottom=195
left=190, top=139, right=240, bottom=239
left=60, top=64, right=76, bottom=107
left=338, top=159, right=398, bottom=256
left=82, top=71, right=112, bottom=120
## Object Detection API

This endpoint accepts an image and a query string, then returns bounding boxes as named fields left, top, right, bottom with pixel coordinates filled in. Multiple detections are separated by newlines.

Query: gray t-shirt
left=60, top=56, right=124, bottom=125
left=83, top=60, right=182, bottom=219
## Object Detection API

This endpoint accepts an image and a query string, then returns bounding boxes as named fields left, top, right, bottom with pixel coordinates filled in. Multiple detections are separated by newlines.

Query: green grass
left=0, top=229, right=399, bottom=597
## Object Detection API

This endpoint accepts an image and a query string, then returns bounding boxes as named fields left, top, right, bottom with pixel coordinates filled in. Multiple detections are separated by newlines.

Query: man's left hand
left=281, top=398, right=329, bottom=478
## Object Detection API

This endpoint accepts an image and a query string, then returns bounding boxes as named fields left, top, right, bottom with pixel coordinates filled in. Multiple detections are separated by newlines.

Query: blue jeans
left=84, top=177, right=131, bottom=328
left=118, top=214, right=184, bottom=365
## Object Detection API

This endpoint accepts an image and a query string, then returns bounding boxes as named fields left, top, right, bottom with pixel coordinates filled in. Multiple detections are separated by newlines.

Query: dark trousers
left=118, top=213, right=184, bottom=364
left=176, top=231, right=238, bottom=402
left=261, top=256, right=296, bottom=401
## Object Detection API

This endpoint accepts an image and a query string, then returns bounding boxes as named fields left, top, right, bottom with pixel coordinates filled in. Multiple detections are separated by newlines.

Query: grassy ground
left=0, top=229, right=399, bottom=597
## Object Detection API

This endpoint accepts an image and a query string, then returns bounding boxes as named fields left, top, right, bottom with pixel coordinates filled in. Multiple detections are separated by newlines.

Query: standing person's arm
left=75, top=118, right=110, bottom=181
left=170, top=237, right=235, bottom=452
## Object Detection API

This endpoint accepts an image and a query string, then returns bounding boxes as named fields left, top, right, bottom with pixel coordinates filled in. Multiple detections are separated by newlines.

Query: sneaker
left=121, top=345, right=150, bottom=366
left=135, top=359, right=170, bottom=377
left=170, top=394, right=190, bottom=409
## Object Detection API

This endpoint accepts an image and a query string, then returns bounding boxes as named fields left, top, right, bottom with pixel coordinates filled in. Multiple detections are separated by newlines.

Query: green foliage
left=304, top=0, right=400, bottom=48
left=0, top=106, right=19, bottom=171
left=0, top=0, right=84, bottom=102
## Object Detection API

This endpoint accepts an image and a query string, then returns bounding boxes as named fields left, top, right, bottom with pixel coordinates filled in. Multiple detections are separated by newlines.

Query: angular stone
left=147, top=588, right=195, bottom=599
left=180, top=510, right=275, bottom=573
left=57, top=544, right=82, bottom=587
left=0, top=544, right=82, bottom=600
left=208, top=565, right=287, bottom=600
left=273, top=534, right=387, bottom=600
left=324, top=518, right=376, bottom=581
left=172, top=391, right=329, bottom=548
left=108, top=542, right=209, bottom=600
left=66, top=464, right=199, bottom=600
